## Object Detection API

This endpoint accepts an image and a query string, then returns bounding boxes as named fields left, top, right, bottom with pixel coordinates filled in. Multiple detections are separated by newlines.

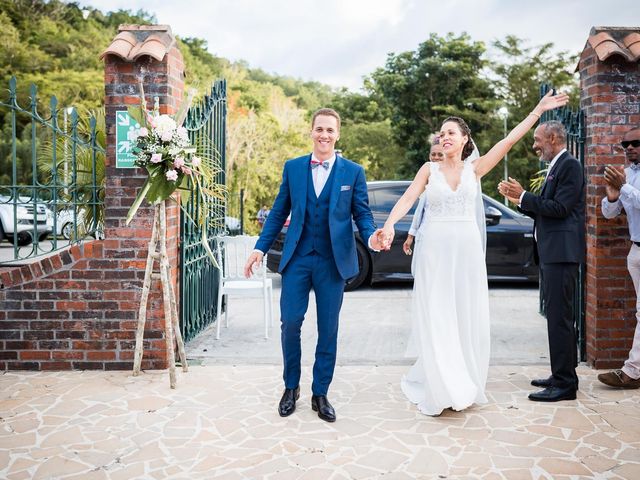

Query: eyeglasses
left=621, top=140, right=640, bottom=149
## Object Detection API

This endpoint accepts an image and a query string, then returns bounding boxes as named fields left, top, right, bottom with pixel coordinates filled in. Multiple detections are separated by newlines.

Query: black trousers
left=540, top=262, right=579, bottom=390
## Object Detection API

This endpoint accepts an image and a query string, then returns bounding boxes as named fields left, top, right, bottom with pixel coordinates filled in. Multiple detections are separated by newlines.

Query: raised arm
left=474, top=91, right=569, bottom=178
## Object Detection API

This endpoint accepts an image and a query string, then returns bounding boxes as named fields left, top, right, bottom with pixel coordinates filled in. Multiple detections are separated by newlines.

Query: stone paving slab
left=1, top=365, right=639, bottom=479
left=186, top=280, right=549, bottom=366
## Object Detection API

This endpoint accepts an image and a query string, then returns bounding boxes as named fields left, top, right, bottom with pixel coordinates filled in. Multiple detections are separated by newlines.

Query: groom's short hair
left=312, top=108, right=341, bottom=130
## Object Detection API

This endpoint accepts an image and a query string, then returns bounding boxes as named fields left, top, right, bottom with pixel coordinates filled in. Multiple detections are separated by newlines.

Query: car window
left=371, top=187, right=416, bottom=215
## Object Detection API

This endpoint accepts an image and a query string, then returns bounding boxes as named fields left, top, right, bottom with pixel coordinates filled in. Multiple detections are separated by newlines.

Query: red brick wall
left=0, top=244, right=167, bottom=370
left=0, top=27, right=185, bottom=371
left=581, top=44, right=640, bottom=368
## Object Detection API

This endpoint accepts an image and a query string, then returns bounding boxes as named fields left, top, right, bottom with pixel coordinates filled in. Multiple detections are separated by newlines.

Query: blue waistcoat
left=296, top=165, right=337, bottom=258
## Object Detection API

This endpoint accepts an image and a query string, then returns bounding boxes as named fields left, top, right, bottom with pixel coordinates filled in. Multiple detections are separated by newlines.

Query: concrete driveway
left=186, top=274, right=549, bottom=367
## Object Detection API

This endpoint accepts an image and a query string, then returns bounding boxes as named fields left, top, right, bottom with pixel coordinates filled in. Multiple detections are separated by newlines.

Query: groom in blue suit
left=244, top=108, right=383, bottom=422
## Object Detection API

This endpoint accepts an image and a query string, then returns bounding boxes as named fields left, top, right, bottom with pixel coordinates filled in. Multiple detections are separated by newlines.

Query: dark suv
left=266, top=180, right=538, bottom=291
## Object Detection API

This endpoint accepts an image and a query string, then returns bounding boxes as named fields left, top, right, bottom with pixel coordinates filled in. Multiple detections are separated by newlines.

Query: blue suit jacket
left=255, top=154, right=376, bottom=280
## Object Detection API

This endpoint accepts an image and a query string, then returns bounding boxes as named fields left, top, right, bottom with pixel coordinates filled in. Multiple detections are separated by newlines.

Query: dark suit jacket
left=519, top=150, right=585, bottom=264
left=255, top=154, right=376, bottom=280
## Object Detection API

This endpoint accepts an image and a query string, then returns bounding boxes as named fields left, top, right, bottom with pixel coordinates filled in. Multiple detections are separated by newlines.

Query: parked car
left=266, top=180, right=538, bottom=291
left=225, top=216, right=241, bottom=235
left=0, top=196, right=54, bottom=246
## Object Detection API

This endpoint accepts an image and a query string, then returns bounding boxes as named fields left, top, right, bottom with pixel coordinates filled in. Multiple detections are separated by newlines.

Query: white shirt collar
left=548, top=148, right=566, bottom=170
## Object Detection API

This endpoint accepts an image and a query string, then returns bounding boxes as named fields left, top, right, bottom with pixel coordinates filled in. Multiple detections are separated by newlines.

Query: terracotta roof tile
left=100, top=31, right=137, bottom=60
left=586, top=27, right=640, bottom=63
left=624, top=32, right=640, bottom=58
left=100, top=25, right=176, bottom=62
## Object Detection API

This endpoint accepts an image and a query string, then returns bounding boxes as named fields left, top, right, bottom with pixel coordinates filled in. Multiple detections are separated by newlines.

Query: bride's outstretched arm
left=474, top=91, right=569, bottom=178
left=381, top=163, right=431, bottom=246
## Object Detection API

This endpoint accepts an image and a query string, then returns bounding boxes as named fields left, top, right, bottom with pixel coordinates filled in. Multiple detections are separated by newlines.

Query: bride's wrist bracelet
left=529, top=112, right=541, bottom=119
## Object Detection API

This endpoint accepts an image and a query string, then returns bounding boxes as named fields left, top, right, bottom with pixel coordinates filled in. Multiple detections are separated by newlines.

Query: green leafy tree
left=369, top=33, right=497, bottom=177
left=485, top=35, right=579, bottom=193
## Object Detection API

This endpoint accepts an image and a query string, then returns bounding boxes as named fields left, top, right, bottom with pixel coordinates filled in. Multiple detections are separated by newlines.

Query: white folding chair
left=215, top=235, right=274, bottom=339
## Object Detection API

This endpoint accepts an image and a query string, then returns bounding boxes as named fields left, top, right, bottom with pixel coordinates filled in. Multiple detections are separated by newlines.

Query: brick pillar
left=581, top=27, right=640, bottom=368
left=102, top=25, right=185, bottom=368
left=0, top=25, right=185, bottom=371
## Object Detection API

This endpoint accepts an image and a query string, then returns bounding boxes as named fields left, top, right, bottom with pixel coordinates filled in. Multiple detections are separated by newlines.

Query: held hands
left=371, top=228, right=393, bottom=251
left=243, top=251, right=264, bottom=278
left=370, top=227, right=393, bottom=251
left=380, top=225, right=395, bottom=250
left=498, top=177, right=524, bottom=205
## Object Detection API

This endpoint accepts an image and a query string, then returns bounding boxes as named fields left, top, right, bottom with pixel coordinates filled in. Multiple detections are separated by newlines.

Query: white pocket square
left=340, top=185, right=351, bottom=191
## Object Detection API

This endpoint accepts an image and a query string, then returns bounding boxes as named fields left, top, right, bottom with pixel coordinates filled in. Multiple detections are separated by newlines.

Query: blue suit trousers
left=280, top=251, right=345, bottom=396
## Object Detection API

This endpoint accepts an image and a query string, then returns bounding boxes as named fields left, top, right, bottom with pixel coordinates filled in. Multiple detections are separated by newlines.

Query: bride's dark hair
left=442, top=116, right=474, bottom=160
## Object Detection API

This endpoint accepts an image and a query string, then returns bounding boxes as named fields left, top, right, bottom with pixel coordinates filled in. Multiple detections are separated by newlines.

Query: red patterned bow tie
left=311, top=159, right=330, bottom=170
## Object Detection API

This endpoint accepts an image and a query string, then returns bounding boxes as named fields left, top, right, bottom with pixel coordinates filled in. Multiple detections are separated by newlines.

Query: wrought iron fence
left=180, top=80, right=227, bottom=341
left=539, top=84, right=587, bottom=361
left=0, top=77, right=104, bottom=264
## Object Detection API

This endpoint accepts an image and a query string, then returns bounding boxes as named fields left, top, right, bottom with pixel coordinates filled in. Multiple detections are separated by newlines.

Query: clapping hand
left=498, top=177, right=524, bottom=205
left=604, top=165, right=625, bottom=201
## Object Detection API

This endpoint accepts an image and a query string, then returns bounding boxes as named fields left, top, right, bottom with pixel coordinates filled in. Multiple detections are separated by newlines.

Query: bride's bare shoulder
left=417, top=162, right=431, bottom=177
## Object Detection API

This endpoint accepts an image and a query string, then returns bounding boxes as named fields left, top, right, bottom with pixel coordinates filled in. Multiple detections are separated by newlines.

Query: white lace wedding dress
left=401, top=160, right=490, bottom=416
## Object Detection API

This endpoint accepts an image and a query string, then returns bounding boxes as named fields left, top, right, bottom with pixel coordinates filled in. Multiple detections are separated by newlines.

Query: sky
left=76, top=0, right=639, bottom=90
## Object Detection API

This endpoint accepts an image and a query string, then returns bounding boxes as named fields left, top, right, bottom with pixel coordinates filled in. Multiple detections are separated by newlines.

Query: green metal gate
left=0, top=77, right=104, bottom=263
left=180, top=80, right=227, bottom=341
left=539, top=84, right=587, bottom=361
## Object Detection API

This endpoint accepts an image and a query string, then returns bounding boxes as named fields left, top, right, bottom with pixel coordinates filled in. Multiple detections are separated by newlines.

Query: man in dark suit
left=244, top=108, right=383, bottom=422
left=499, top=120, right=585, bottom=402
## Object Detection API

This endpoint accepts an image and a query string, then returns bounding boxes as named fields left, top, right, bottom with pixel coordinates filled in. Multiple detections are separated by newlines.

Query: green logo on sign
left=115, top=111, right=142, bottom=168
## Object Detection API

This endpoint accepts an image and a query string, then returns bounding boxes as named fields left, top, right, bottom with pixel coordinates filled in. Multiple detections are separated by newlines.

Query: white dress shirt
left=311, top=153, right=336, bottom=197
left=602, top=165, right=640, bottom=242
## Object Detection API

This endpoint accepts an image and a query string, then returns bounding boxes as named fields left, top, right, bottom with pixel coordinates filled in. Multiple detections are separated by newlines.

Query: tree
left=485, top=36, right=579, bottom=193
left=369, top=33, right=497, bottom=177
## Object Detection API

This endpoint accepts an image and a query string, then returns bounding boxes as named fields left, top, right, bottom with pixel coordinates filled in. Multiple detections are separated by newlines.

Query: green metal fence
left=539, top=84, right=587, bottom=361
left=0, top=77, right=104, bottom=264
left=180, top=80, right=227, bottom=341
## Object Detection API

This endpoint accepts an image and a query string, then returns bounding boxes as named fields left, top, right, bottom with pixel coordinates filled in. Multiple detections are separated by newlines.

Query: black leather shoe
left=278, top=387, right=300, bottom=417
left=528, top=386, right=577, bottom=402
left=311, top=395, right=336, bottom=422
left=531, top=376, right=553, bottom=388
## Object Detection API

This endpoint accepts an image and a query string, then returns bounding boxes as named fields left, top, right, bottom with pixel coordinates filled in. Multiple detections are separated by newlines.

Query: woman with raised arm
left=380, top=91, right=568, bottom=416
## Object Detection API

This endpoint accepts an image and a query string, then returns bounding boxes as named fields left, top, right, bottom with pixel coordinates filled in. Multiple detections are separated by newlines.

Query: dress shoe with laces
left=311, top=395, right=336, bottom=422
left=598, top=369, right=640, bottom=389
left=528, top=386, right=577, bottom=402
left=278, top=386, right=300, bottom=417
left=531, top=376, right=553, bottom=388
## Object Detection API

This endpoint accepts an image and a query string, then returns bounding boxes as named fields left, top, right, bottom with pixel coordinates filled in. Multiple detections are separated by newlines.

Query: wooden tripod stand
left=132, top=200, right=188, bottom=388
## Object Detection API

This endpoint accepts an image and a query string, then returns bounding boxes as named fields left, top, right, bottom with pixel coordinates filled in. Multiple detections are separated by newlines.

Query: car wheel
left=345, top=241, right=371, bottom=292
left=62, top=222, right=73, bottom=240
left=7, top=231, right=33, bottom=247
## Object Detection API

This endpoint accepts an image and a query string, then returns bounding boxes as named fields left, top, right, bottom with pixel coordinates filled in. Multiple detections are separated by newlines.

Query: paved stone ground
left=186, top=276, right=550, bottom=366
left=1, top=365, right=639, bottom=479
left=3, top=279, right=639, bottom=478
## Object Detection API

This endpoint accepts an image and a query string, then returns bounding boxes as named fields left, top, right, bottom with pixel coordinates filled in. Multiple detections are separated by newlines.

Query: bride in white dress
left=380, top=91, right=568, bottom=416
